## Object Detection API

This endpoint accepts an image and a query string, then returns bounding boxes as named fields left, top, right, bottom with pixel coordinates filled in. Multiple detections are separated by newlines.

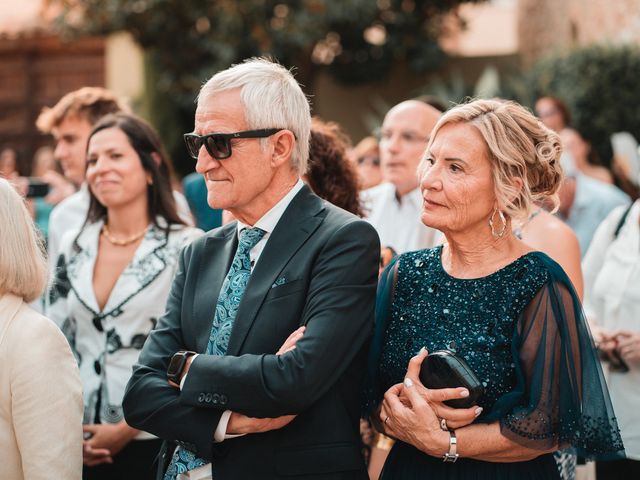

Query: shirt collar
left=236, top=179, right=305, bottom=238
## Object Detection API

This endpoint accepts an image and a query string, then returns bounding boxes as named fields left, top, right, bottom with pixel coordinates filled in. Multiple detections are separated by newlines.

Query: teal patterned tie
left=164, top=227, right=266, bottom=479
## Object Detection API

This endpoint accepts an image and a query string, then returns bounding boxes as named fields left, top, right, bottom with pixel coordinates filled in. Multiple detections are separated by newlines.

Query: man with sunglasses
left=124, top=58, right=380, bottom=480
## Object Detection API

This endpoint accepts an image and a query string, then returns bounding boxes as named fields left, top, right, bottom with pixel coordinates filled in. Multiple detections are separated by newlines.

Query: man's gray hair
left=199, top=57, right=311, bottom=175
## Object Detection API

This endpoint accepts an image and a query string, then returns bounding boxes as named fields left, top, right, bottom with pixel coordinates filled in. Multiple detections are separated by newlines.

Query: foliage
left=508, top=44, right=640, bottom=166
left=49, top=0, right=485, bottom=175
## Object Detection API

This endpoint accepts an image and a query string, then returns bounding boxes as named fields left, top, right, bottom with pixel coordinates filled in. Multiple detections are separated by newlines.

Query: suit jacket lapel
left=226, top=186, right=325, bottom=356
left=193, top=224, right=238, bottom=353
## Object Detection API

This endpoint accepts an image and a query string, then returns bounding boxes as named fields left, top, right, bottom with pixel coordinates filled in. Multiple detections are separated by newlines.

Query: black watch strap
left=167, top=350, right=197, bottom=383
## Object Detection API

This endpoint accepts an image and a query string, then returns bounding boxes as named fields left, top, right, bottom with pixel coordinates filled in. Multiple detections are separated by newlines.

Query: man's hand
left=82, top=422, right=139, bottom=465
left=615, top=330, right=640, bottom=362
left=225, top=327, right=306, bottom=435
left=226, top=412, right=297, bottom=435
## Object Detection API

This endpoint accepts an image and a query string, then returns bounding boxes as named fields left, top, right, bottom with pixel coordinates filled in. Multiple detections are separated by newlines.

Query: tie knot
left=239, top=227, right=266, bottom=251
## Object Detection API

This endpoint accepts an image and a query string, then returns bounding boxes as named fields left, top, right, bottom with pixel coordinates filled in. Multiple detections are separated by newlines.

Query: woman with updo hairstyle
left=46, top=113, right=202, bottom=479
left=363, top=99, right=624, bottom=479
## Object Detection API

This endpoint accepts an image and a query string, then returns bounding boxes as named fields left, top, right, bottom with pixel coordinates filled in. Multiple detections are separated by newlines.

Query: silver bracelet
left=442, top=429, right=459, bottom=463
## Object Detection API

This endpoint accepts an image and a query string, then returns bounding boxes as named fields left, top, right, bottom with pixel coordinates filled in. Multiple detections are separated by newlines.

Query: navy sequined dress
left=363, top=246, right=624, bottom=479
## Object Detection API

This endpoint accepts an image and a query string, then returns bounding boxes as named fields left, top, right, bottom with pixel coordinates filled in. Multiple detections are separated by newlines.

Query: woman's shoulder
left=5, top=302, right=71, bottom=354
left=396, top=246, right=442, bottom=269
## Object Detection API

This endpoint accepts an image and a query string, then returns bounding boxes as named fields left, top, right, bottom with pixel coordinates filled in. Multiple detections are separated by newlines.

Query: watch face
left=167, top=352, right=186, bottom=377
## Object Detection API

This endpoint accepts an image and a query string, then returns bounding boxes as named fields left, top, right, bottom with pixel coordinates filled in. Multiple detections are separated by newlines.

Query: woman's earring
left=489, top=207, right=507, bottom=238
left=146, top=175, right=153, bottom=186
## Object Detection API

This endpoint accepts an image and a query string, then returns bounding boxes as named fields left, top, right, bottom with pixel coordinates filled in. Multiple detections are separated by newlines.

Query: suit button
left=198, top=393, right=206, bottom=403
left=220, top=394, right=228, bottom=405
left=205, top=393, right=212, bottom=403
left=212, top=394, right=220, bottom=404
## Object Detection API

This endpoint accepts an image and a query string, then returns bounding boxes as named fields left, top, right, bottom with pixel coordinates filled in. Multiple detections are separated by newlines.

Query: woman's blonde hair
left=0, top=179, right=47, bottom=302
left=420, top=98, right=564, bottom=222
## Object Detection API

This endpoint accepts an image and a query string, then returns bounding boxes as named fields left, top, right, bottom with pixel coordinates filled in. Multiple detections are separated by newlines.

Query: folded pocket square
left=271, top=277, right=287, bottom=288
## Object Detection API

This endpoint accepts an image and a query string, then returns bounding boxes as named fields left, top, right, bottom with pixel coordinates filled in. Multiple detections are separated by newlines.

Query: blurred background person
left=0, top=146, right=18, bottom=179
left=561, top=127, right=614, bottom=184
left=360, top=100, right=442, bottom=253
left=29, top=146, right=59, bottom=243
left=556, top=148, right=629, bottom=256
left=535, top=95, right=572, bottom=133
left=0, top=177, right=83, bottom=480
left=46, top=113, right=202, bottom=480
left=306, top=118, right=364, bottom=216
left=583, top=199, right=640, bottom=479
left=36, top=87, right=132, bottom=270
left=352, top=136, right=382, bottom=190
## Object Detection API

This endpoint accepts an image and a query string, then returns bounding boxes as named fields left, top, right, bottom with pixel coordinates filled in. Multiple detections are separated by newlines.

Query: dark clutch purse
left=419, top=349, right=484, bottom=408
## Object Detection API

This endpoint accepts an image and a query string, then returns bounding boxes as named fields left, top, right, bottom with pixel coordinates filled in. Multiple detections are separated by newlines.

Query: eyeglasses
left=183, top=128, right=283, bottom=160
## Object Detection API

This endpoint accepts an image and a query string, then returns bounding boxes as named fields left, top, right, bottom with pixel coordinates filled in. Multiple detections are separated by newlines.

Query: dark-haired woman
left=46, top=113, right=202, bottom=480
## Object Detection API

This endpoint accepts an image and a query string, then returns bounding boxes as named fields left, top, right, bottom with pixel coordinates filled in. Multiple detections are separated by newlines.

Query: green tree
left=51, top=0, right=484, bottom=174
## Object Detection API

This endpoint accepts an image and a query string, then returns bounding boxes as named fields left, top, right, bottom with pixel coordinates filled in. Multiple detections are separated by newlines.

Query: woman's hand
left=82, top=422, right=138, bottom=465
left=226, top=326, right=306, bottom=435
left=396, top=349, right=481, bottom=429
left=379, top=349, right=481, bottom=456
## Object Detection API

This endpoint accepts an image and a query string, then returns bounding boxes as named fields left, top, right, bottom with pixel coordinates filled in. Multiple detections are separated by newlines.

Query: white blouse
left=46, top=220, right=202, bottom=438
left=582, top=200, right=640, bottom=459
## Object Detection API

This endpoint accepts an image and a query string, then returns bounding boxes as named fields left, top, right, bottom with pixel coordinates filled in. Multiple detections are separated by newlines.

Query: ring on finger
left=439, top=417, right=448, bottom=431
left=384, top=415, right=390, bottom=425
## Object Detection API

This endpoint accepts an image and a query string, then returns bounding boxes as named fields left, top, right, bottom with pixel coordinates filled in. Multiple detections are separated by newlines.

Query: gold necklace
left=101, top=223, right=148, bottom=246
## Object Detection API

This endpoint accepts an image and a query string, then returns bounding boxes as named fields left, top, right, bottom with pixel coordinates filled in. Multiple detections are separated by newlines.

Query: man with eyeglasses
left=123, top=58, right=380, bottom=480
left=361, top=100, right=442, bottom=253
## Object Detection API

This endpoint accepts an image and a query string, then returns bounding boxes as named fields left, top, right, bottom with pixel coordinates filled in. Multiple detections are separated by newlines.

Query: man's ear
left=270, top=130, right=296, bottom=169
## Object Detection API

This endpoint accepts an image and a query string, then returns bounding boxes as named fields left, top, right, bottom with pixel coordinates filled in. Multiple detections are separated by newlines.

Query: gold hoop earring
left=489, top=207, right=507, bottom=238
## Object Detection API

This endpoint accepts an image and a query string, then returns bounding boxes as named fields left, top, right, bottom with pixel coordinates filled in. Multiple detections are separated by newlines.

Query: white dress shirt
left=177, top=180, right=305, bottom=480
left=360, top=182, right=441, bottom=254
left=582, top=200, right=640, bottom=459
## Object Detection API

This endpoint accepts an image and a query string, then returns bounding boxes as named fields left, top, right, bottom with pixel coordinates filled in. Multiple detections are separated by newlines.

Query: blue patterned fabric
left=164, top=227, right=266, bottom=479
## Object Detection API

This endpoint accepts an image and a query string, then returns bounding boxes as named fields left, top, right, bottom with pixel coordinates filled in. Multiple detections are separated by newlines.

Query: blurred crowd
left=1, top=72, right=639, bottom=480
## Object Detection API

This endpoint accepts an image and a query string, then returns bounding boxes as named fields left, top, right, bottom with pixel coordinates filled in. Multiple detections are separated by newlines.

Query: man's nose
left=195, top=148, right=220, bottom=175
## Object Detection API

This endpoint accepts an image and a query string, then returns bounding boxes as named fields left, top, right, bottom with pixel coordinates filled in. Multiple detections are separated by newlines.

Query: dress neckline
left=434, top=244, right=536, bottom=282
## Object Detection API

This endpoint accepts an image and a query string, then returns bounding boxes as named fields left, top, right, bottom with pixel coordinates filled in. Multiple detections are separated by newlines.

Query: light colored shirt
left=582, top=200, right=640, bottom=459
left=360, top=182, right=441, bottom=254
left=177, top=180, right=305, bottom=479
left=564, top=174, right=629, bottom=256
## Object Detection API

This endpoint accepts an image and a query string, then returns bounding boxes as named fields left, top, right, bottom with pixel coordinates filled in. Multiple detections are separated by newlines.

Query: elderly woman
left=46, top=113, right=202, bottom=479
left=363, top=99, right=624, bottom=479
left=0, top=178, right=83, bottom=480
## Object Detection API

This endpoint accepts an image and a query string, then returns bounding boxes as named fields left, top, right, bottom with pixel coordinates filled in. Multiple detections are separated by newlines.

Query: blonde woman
left=0, top=178, right=83, bottom=480
left=363, top=99, right=624, bottom=479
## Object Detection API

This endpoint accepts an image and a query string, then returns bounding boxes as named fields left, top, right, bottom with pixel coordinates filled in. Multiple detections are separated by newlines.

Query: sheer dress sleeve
left=490, top=253, right=625, bottom=460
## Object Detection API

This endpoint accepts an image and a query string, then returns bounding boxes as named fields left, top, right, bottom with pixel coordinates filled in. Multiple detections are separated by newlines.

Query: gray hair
left=0, top=179, right=47, bottom=303
left=199, top=57, right=311, bottom=175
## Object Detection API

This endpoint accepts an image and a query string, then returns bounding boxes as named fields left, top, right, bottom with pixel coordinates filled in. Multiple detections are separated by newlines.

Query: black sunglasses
left=183, top=128, right=283, bottom=160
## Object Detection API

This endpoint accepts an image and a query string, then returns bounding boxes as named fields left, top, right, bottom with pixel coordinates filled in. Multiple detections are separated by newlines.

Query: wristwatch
left=442, top=429, right=458, bottom=463
left=167, top=350, right=197, bottom=384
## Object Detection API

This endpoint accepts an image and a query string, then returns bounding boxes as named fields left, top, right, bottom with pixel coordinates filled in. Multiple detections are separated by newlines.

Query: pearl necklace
left=101, top=223, right=148, bottom=246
